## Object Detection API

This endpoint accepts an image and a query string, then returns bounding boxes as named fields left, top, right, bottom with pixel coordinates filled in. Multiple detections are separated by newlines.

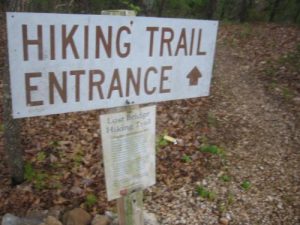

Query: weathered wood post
left=101, top=9, right=144, bottom=225
left=3, top=0, right=24, bottom=185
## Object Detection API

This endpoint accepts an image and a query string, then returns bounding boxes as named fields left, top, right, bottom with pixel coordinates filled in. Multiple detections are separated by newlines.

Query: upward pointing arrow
left=187, top=66, right=202, bottom=86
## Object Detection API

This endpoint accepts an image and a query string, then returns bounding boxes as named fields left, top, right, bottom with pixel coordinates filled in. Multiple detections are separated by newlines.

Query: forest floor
left=0, top=12, right=300, bottom=225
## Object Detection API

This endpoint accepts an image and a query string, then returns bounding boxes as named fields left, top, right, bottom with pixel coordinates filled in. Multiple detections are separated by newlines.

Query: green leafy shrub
left=220, top=175, right=231, bottom=182
left=196, top=185, right=216, bottom=201
left=241, top=180, right=251, bottom=190
left=24, top=162, right=47, bottom=190
left=182, top=154, right=192, bottom=163
left=156, top=134, right=169, bottom=149
left=37, top=152, right=46, bottom=162
left=199, top=145, right=225, bottom=157
left=85, top=194, right=97, bottom=207
left=24, top=163, right=36, bottom=181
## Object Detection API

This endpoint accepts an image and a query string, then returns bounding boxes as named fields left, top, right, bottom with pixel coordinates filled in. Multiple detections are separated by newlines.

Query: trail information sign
left=7, top=13, right=218, bottom=118
left=100, top=105, right=156, bottom=201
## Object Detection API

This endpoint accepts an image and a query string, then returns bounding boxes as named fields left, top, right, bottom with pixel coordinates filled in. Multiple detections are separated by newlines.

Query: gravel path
left=145, top=26, right=300, bottom=225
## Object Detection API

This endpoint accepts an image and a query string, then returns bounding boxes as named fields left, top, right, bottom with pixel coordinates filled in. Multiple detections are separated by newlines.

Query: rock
left=1, top=214, right=21, bottom=225
left=144, top=211, right=159, bottom=225
left=47, top=208, right=62, bottom=220
left=26, top=211, right=49, bottom=221
left=176, top=138, right=185, bottom=146
left=293, top=97, right=300, bottom=105
left=40, top=216, right=62, bottom=225
left=104, top=211, right=117, bottom=221
left=111, top=218, right=119, bottom=225
left=62, top=208, right=91, bottom=225
left=225, top=213, right=232, bottom=220
left=70, top=186, right=83, bottom=195
left=1, top=213, right=47, bottom=225
left=110, top=211, right=159, bottom=225
left=219, top=217, right=229, bottom=225
left=91, top=215, right=110, bottom=225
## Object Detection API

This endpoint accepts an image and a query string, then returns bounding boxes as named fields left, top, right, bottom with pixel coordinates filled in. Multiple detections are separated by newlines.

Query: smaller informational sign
left=100, top=105, right=156, bottom=201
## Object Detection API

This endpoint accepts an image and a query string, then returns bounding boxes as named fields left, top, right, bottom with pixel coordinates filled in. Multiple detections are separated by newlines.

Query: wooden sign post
left=101, top=10, right=144, bottom=225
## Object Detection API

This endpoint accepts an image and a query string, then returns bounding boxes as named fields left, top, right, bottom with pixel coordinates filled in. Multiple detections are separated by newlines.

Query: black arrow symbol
left=187, top=66, right=202, bottom=86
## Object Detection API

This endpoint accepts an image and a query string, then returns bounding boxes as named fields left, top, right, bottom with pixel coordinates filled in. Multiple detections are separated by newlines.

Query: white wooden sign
left=100, top=105, right=156, bottom=201
left=7, top=12, right=218, bottom=118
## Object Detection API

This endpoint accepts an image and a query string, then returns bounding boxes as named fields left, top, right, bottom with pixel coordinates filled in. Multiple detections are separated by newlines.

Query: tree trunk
left=248, top=0, right=254, bottom=8
left=239, top=0, right=248, bottom=22
left=4, top=0, right=24, bottom=185
left=269, top=0, right=281, bottom=22
left=206, top=0, right=217, bottom=19
left=294, top=3, right=300, bottom=23
left=219, top=0, right=227, bottom=20
left=157, top=0, right=166, bottom=17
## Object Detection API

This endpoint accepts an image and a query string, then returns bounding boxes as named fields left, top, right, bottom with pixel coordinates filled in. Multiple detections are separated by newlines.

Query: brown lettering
left=144, top=67, right=157, bottom=95
left=189, top=28, right=195, bottom=56
left=70, top=70, right=85, bottom=102
left=95, top=26, right=112, bottom=58
left=25, top=72, right=43, bottom=106
left=108, top=69, right=123, bottom=98
left=197, top=29, right=206, bottom=55
left=160, top=27, right=174, bottom=56
left=50, top=25, right=55, bottom=60
left=22, top=25, right=43, bottom=61
left=62, top=25, right=79, bottom=59
left=146, top=26, right=159, bottom=57
left=126, top=68, right=141, bottom=97
left=175, top=28, right=187, bottom=56
left=89, top=70, right=105, bottom=100
left=116, top=26, right=131, bottom=58
left=84, top=25, right=89, bottom=59
left=49, top=71, right=67, bottom=104
left=160, top=66, right=172, bottom=93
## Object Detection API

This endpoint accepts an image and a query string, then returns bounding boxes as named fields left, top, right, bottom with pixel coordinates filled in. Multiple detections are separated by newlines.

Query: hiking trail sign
left=7, top=12, right=218, bottom=118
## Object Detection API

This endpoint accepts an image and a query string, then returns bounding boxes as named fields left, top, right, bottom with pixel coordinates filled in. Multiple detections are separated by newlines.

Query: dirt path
left=146, top=24, right=300, bottom=225
left=211, top=35, right=299, bottom=224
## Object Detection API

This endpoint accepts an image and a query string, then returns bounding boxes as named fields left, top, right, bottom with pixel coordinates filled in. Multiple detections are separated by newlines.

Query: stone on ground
left=91, top=215, right=111, bottom=225
left=62, top=208, right=91, bottom=225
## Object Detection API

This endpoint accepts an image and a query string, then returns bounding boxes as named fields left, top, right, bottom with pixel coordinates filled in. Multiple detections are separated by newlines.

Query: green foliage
left=156, top=134, right=169, bottom=149
left=85, top=194, right=97, bottom=207
left=241, top=180, right=251, bottom=190
left=24, top=163, right=36, bottom=181
left=49, top=140, right=61, bottom=148
left=196, top=185, right=216, bottom=201
left=37, top=151, right=46, bottom=162
left=217, top=192, right=235, bottom=213
left=199, top=145, right=225, bottom=157
left=24, top=163, right=47, bottom=190
left=73, top=149, right=84, bottom=166
left=27, top=0, right=299, bottom=24
left=34, top=172, right=47, bottom=190
left=182, top=154, right=192, bottom=163
left=227, top=192, right=235, bottom=205
left=122, top=0, right=140, bottom=14
left=220, top=174, right=231, bottom=182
